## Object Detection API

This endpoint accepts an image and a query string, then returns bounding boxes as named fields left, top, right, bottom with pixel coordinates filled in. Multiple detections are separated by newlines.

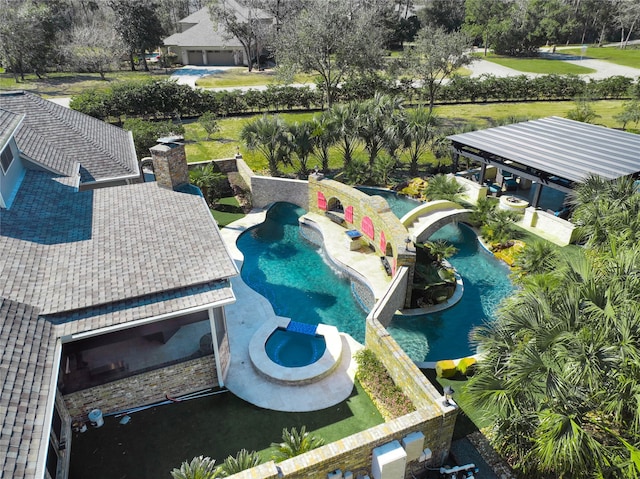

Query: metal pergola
left=447, top=116, right=640, bottom=208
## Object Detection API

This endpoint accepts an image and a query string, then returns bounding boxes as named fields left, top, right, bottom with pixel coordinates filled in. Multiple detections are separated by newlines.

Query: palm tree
left=463, top=246, right=640, bottom=478
left=569, top=174, right=640, bottom=251
left=403, top=108, right=438, bottom=175
left=189, top=164, right=228, bottom=207
left=288, top=121, right=314, bottom=178
left=468, top=197, right=497, bottom=226
left=240, top=115, right=291, bottom=176
left=310, top=112, right=337, bottom=172
left=171, top=456, right=219, bottom=479
left=217, top=449, right=262, bottom=477
left=512, top=241, right=558, bottom=278
left=480, top=209, right=519, bottom=248
left=271, top=426, right=325, bottom=462
left=328, top=102, right=358, bottom=168
left=424, top=239, right=458, bottom=266
left=423, top=174, right=465, bottom=202
left=356, top=93, right=404, bottom=167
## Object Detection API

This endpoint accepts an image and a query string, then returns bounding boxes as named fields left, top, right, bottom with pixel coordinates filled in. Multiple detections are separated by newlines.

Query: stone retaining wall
left=63, top=356, right=218, bottom=419
left=251, top=176, right=309, bottom=210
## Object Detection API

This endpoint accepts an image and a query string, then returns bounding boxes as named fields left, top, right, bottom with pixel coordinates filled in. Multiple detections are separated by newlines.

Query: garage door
left=187, top=50, right=203, bottom=65
left=205, top=50, right=235, bottom=66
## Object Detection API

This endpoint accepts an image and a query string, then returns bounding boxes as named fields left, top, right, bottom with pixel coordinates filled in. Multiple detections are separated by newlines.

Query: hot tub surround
left=249, top=317, right=342, bottom=385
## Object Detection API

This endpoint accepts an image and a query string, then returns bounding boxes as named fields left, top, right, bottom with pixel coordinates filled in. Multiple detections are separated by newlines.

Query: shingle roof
left=0, top=108, right=23, bottom=151
left=0, top=91, right=139, bottom=184
left=164, top=8, right=242, bottom=48
left=447, top=116, right=640, bottom=183
left=0, top=170, right=238, bottom=315
left=0, top=298, right=54, bottom=479
left=164, top=4, right=270, bottom=48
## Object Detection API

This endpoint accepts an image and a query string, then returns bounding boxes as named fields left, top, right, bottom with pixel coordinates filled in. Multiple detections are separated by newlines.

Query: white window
left=0, top=145, right=14, bottom=174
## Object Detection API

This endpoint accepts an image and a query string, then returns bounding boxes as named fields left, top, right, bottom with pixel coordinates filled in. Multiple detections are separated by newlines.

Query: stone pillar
left=149, top=138, right=189, bottom=190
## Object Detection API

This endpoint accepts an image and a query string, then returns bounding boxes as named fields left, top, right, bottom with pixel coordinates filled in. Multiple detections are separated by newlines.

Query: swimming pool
left=237, top=197, right=513, bottom=362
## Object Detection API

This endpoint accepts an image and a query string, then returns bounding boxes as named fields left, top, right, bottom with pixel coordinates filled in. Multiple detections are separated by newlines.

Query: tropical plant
left=329, top=102, right=359, bottom=168
left=568, top=174, right=640, bottom=251
left=615, top=100, right=640, bottom=130
left=217, top=449, right=262, bottom=477
left=240, top=115, right=291, bottom=176
left=372, top=154, right=397, bottom=186
left=356, top=93, right=404, bottom=166
left=189, top=164, right=229, bottom=207
left=423, top=174, right=465, bottom=202
left=310, top=112, right=337, bottom=172
left=271, top=426, right=325, bottom=462
left=468, top=197, right=497, bottom=226
left=480, top=209, right=520, bottom=247
left=512, top=240, right=559, bottom=278
left=463, top=244, right=640, bottom=478
left=288, top=121, right=314, bottom=178
left=171, top=456, right=219, bottom=479
left=341, top=158, right=371, bottom=186
left=403, top=108, right=439, bottom=175
left=424, top=239, right=458, bottom=266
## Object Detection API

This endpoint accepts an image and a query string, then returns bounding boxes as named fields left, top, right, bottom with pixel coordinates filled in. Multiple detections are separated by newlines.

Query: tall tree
left=109, top=0, right=167, bottom=71
left=403, top=108, right=438, bottom=175
left=419, top=0, right=465, bottom=32
left=272, top=0, right=389, bottom=106
left=400, top=26, right=474, bottom=111
left=0, top=1, right=60, bottom=81
left=240, top=114, right=291, bottom=176
left=464, top=0, right=508, bottom=56
left=65, top=23, right=125, bottom=79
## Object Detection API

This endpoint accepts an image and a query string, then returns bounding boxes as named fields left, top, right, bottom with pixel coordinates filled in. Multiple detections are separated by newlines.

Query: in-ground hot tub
left=249, top=319, right=342, bottom=385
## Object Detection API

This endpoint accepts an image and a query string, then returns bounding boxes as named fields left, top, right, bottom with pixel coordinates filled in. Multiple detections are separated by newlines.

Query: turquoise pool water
left=265, top=329, right=327, bottom=368
left=237, top=196, right=513, bottom=361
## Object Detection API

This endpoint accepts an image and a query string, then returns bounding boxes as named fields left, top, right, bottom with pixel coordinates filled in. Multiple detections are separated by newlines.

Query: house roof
left=447, top=116, right=640, bottom=184
left=0, top=91, right=139, bottom=185
left=165, top=7, right=242, bottom=48
left=0, top=91, right=240, bottom=479
left=0, top=170, right=238, bottom=316
left=164, top=4, right=270, bottom=49
left=0, top=298, right=55, bottom=479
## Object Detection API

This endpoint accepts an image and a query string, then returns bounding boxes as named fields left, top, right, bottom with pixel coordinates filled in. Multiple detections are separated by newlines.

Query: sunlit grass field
left=476, top=53, right=596, bottom=74
left=195, top=68, right=317, bottom=88
left=562, top=45, right=640, bottom=69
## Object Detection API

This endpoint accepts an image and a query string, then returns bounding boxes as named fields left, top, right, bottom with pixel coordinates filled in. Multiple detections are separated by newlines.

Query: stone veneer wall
left=149, top=142, right=189, bottom=190
left=63, top=356, right=218, bottom=419
left=308, top=176, right=415, bottom=307
left=368, top=267, right=410, bottom=327
left=251, top=176, right=309, bottom=210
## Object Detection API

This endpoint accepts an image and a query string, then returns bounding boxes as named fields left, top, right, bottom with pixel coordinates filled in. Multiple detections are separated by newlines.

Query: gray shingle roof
left=0, top=108, right=23, bottom=151
left=0, top=170, right=238, bottom=315
left=448, top=116, right=640, bottom=183
left=0, top=298, right=54, bottom=479
left=0, top=91, right=139, bottom=184
left=164, top=4, right=270, bottom=48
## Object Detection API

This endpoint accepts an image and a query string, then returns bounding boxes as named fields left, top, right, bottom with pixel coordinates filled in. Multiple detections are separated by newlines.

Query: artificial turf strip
left=212, top=197, right=245, bottom=227
left=69, top=381, right=383, bottom=479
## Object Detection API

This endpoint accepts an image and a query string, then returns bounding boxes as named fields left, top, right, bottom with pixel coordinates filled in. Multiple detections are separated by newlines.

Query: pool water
left=237, top=203, right=368, bottom=341
left=265, top=329, right=327, bottom=368
left=237, top=197, right=513, bottom=362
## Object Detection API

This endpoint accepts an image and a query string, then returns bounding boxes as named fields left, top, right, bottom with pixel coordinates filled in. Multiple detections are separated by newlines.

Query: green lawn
left=211, top=196, right=245, bottom=227
left=0, top=70, right=173, bottom=98
left=70, top=381, right=384, bottom=479
left=476, top=53, right=596, bottom=74
left=195, top=67, right=317, bottom=88
left=562, top=45, right=640, bottom=69
left=185, top=100, right=628, bottom=174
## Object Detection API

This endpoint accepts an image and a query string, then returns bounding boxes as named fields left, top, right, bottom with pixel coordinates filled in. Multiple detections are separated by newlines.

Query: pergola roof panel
left=448, top=117, right=640, bottom=183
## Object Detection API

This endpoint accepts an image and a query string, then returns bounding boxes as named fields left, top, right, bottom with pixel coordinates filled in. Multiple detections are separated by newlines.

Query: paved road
left=468, top=51, right=640, bottom=80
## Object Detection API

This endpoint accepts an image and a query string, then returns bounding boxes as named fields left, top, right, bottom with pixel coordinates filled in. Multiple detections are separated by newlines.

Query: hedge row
left=70, top=74, right=638, bottom=121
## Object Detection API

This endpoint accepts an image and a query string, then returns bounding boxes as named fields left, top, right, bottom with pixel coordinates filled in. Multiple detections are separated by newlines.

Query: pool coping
left=249, top=318, right=343, bottom=385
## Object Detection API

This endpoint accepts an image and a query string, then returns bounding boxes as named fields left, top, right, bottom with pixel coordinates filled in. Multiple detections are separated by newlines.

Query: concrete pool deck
left=221, top=210, right=375, bottom=412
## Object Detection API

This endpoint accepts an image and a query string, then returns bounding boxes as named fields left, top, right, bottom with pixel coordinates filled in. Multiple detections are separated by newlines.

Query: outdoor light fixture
left=443, top=385, right=455, bottom=406
left=405, top=237, right=412, bottom=251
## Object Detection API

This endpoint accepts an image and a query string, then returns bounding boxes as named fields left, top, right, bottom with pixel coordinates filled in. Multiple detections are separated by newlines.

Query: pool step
left=286, top=320, right=317, bottom=336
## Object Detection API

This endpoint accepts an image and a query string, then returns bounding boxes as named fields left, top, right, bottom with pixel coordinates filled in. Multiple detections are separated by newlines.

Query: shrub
left=355, top=349, right=416, bottom=420
left=435, top=359, right=456, bottom=378
left=456, top=357, right=477, bottom=376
